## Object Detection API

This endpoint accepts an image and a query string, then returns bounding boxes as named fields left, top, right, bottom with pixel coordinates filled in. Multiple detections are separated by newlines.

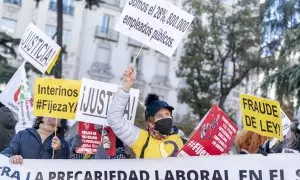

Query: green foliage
left=177, top=0, right=273, bottom=118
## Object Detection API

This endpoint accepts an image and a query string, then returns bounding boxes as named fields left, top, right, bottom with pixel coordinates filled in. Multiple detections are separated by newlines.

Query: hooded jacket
left=0, top=107, right=17, bottom=152
left=107, top=88, right=183, bottom=158
left=1, top=128, right=69, bottom=159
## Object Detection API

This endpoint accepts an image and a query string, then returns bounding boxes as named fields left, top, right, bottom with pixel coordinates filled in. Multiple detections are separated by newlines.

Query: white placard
left=281, top=109, right=292, bottom=137
left=115, top=0, right=194, bottom=57
left=75, top=78, right=139, bottom=125
left=18, top=23, right=61, bottom=73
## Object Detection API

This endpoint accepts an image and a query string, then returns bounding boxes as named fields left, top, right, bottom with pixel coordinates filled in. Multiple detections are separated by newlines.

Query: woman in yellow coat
left=107, top=65, right=183, bottom=158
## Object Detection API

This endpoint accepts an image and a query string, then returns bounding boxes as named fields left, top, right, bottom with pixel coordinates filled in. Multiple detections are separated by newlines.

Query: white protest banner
left=18, top=23, right=61, bottom=73
left=2, top=154, right=300, bottom=179
left=115, top=0, right=194, bottom=57
left=75, top=78, right=139, bottom=125
left=281, top=109, right=292, bottom=138
left=0, top=63, right=26, bottom=114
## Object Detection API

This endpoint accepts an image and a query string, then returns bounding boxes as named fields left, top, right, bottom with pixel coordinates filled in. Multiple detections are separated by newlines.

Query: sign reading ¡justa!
left=76, top=78, right=139, bottom=126
left=33, top=78, right=81, bottom=119
left=114, top=0, right=194, bottom=57
left=240, top=94, right=282, bottom=140
left=18, top=23, right=61, bottom=74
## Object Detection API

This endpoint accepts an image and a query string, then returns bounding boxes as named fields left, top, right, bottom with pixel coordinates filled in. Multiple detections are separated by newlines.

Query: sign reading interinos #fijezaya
left=33, top=78, right=81, bottom=119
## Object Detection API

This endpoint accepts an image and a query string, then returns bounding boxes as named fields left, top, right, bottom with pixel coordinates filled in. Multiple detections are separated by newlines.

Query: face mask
left=155, top=118, right=173, bottom=135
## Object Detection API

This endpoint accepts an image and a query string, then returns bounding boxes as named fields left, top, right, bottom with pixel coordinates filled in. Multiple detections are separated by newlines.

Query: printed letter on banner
left=34, top=78, right=81, bottom=119
left=18, top=23, right=61, bottom=73
left=115, top=0, right=194, bottom=57
left=76, top=122, right=116, bottom=156
left=177, top=104, right=238, bottom=157
left=240, top=94, right=282, bottom=140
left=76, top=78, right=139, bottom=126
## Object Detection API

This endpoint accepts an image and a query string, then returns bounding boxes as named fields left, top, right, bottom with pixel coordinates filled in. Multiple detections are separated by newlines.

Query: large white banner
left=1, top=154, right=300, bottom=180
left=75, top=78, right=139, bottom=126
left=115, top=0, right=194, bottom=57
left=18, top=23, right=61, bottom=73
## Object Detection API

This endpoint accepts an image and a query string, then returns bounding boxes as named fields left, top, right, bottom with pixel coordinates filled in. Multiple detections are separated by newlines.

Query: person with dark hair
left=0, top=90, right=18, bottom=152
left=69, top=124, right=133, bottom=159
left=107, top=65, right=183, bottom=158
left=1, top=117, right=69, bottom=164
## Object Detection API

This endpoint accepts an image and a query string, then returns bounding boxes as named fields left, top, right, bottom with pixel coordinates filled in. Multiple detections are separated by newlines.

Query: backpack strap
left=140, top=133, right=151, bottom=159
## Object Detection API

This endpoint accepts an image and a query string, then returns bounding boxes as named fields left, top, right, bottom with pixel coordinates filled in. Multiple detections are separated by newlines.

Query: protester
left=259, top=121, right=300, bottom=154
left=69, top=125, right=132, bottom=159
left=107, top=65, right=183, bottom=158
left=0, top=100, right=17, bottom=152
left=1, top=117, right=69, bottom=164
left=235, top=130, right=269, bottom=154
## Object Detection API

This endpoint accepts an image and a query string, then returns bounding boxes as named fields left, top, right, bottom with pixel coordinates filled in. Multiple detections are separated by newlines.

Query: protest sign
left=115, top=0, right=194, bottom=57
left=75, top=78, right=139, bottom=125
left=33, top=78, right=81, bottom=119
left=76, top=122, right=116, bottom=156
left=240, top=94, right=282, bottom=140
left=17, top=65, right=34, bottom=131
left=2, top=153, right=300, bottom=180
left=177, top=104, right=238, bottom=157
left=281, top=109, right=292, bottom=138
left=18, top=23, right=61, bottom=73
left=0, top=63, right=30, bottom=114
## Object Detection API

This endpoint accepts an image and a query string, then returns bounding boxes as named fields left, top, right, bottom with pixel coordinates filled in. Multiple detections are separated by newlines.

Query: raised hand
left=121, top=64, right=136, bottom=92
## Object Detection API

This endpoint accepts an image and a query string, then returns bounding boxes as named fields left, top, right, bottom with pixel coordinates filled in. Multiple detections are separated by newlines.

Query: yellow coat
left=131, top=129, right=183, bottom=158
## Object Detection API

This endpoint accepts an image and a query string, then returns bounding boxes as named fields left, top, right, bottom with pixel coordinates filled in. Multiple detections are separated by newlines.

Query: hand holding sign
left=122, top=64, right=136, bottom=92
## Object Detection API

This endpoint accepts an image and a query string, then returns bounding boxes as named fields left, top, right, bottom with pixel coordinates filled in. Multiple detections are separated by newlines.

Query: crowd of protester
left=1, top=65, right=299, bottom=165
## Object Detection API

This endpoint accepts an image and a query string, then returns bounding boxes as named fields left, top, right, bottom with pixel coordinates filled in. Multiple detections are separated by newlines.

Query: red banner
left=76, top=122, right=116, bottom=156
left=177, top=104, right=238, bottom=157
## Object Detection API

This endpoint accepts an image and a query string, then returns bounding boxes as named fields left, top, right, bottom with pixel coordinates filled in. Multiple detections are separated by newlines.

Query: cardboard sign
left=18, top=23, right=61, bottom=73
left=76, top=122, right=116, bottom=156
left=240, top=94, right=282, bottom=140
left=75, top=78, right=139, bottom=125
left=33, top=78, right=81, bottom=119
left=115, top=0, right=194, bottom=57
left=177, top=104, right=238, bottom=157
left=281, top=109, right=292, bottom=138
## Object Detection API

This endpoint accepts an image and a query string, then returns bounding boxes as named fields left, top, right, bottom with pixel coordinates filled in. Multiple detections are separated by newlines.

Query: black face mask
left=155, top=118, right=173, bottom=135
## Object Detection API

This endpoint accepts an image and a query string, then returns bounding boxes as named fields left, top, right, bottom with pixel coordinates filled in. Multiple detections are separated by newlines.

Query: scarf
left=148, top=127, right=168, bottom=140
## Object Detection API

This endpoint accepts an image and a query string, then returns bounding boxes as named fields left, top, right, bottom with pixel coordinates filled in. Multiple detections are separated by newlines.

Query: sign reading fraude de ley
left=114, top=0, right=194, bottom=57
left=75, top=78, right=140, bottom=126
left=33, top=78, right=81, bottom=119
left=240, top=94, right=282, bottom=140
left=18, top=23, right=61, bottom=73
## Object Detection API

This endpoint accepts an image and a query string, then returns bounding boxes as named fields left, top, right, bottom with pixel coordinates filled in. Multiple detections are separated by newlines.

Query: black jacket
left=0, top=107, right=17, bottom=152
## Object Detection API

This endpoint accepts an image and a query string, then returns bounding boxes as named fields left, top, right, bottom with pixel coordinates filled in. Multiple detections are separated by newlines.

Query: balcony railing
left=4, top=0, right=21, bottom=6
left=95, top=26, right=119, bottom=42
left=49, top=1, right=74, bottom=16
left=128, top=38, right=143, bottom=47
left=104, top=0, right=120, bottom=7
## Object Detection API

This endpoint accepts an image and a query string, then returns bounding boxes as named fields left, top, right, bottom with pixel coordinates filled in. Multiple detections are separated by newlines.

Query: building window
left=100, top=15, right=114, bottom=33
left=45, top=25, right=71, bottom=45
left=130, top=56, right=141, bottom=71
left=49, top=0, right=74, bottom=16
left=95, top=15, right=118, bottom=41
left=156, top=60, right=169, bottom=77
left=0, top=18, right=17, bottom=34
left=4, top=0, right=21, bottom=6
left=96, top=47, right=111, bottom=64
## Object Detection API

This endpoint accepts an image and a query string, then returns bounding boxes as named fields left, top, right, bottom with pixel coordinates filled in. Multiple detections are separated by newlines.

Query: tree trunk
left=218, top=95, right=227, bottom=111
left=54, top=0, right=63, bottom=78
